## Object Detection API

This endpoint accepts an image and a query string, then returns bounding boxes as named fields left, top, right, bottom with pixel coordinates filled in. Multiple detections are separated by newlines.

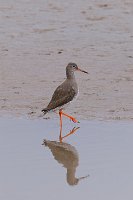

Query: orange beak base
left=77, top=67, right=88, bottom=74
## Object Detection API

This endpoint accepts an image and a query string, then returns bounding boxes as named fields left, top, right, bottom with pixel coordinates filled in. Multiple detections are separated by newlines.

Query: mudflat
left=0, top=0, right=133, bottom=120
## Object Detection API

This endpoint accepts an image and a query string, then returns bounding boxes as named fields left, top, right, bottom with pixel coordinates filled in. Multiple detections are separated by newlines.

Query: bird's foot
left=70, top=117, right=79, bottom=123
left=60, top=111, right=80, bottom=123
left=60, top=126, right=80, bottom=142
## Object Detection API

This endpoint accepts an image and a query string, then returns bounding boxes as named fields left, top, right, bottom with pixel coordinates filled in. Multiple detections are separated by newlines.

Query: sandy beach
left=0, top=0, right=133, bottom=120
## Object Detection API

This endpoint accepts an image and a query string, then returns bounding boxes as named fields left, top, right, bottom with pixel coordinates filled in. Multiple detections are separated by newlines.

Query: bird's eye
left=73, top=65, right=76, bottom=68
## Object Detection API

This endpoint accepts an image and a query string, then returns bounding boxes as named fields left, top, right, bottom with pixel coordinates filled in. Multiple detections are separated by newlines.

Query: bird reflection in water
left=42, top=127, right=89, bottom=186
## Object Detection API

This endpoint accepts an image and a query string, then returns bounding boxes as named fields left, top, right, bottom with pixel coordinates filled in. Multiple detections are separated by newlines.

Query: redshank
left=43, top=139, right=89, bottom=185
left=42, top=63, right=88, bottom=128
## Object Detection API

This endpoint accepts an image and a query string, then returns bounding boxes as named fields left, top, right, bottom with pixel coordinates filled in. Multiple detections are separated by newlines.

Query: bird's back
left=42, top=79, right=78, bottom=113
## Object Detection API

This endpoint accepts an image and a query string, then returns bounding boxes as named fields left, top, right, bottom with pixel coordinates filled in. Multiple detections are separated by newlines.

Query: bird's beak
left=77, top=67, right=88, bottom=74
left=78, top=174, right=90, bottom=181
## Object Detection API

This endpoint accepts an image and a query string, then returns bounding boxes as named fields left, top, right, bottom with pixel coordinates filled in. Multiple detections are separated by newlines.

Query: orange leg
left=61, top=127, right=80, bottom=141
left=60, top=110, right=79, bottom=123
left=59, top=110, right=63, bottom=141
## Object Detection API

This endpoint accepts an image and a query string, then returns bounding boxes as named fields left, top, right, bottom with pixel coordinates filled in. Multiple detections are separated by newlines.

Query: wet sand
left=0, top=117, right=133, bottom=200
left=0, top=0, right=133, bottom=120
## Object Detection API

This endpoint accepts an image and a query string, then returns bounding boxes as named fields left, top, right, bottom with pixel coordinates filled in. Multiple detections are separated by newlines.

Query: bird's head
left=67, top=63, right=88, bottom=74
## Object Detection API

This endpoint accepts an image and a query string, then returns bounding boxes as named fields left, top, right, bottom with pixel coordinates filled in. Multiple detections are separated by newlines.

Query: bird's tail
left=42, top=108, right=49, bottom=115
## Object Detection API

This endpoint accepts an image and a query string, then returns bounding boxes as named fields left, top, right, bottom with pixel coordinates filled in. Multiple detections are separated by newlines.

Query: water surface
left=0, top=118, right=133, bottom=200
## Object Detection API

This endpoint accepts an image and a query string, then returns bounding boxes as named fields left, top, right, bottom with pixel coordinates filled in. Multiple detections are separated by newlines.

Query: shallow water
left=0, top=117, right=133, bottom=200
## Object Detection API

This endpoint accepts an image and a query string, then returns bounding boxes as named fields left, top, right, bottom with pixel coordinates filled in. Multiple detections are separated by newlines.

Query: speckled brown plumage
left=46, top=79, right=78, bottom=111
left=42, top=63, right=78, bottom=114
left=42, top=62, right=88, bottom=139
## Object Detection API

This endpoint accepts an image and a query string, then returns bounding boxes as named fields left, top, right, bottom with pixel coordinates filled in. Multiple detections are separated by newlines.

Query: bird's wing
left=47, top=83, right=76, bottom=111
